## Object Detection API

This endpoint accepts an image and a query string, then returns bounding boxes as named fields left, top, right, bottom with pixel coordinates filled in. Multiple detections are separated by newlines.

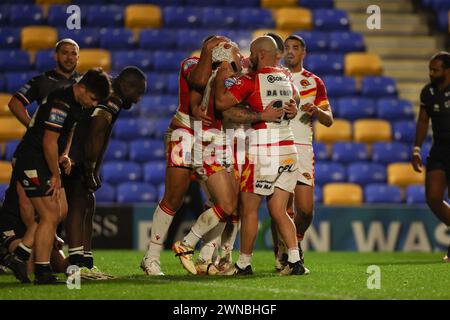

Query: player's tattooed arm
left=223, top=102, right=283, bottom=124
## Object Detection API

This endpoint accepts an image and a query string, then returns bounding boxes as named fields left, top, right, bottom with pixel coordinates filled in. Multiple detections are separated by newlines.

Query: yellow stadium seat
left=0, top=117, right=26, bottom=142
left=252, top=29, right=291, bottom=42
left=345, top=53, right=382, bottom=77
left=387, top=163, right=425, bottom=188
left=76, top=49, right=111, bottom=73
left=323, top=183, right=363, bottom=205
left=274, top=8, right=312, bottom=30
left=0, top=94, right=12, bottom=117
left=353, top=119, right=391, bottom=143
left=0, top=161, right=12, bottom=183
left=21, top=26, right=58, bottom=51
left=261, top=0, right=297, bottom=8
left=314, top=119, right=351, bottom=143
left=125, top=5, right=162, bottom=29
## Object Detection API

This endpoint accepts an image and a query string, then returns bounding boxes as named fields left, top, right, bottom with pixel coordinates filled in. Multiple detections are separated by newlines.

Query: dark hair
left=265, top=32, right=284, bottom=53
left=431, top=51, right=450, bottom=69
left=79, top=68, right=111, bottom=101
left=117, top=66, right=147, bottom=94
left=55, top=38, right=79, bottom=53
left=285, top=34, right=306, bottom=49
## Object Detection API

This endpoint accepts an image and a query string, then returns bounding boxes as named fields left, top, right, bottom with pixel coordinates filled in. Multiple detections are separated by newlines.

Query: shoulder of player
left=97, top=98, right=121, bottom=115
left=420, top=83, right=433, bottom=95
left=181, top=57, right=199, bottom=70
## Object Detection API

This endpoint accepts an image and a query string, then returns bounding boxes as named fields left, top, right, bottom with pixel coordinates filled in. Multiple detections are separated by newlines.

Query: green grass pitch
left=0, top=250, right=448, bottom=300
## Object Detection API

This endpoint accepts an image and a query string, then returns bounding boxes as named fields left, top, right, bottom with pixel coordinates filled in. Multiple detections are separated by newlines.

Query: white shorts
left=295, top=143, right=314, bottom=187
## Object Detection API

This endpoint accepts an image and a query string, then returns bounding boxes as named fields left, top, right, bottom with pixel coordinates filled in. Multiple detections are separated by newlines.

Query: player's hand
left=192, top=105, right=212, bottom=126
left=301, top=103, right=319, bottom=116
left=54, top=234, right=64, bottom=251
left=204, top=36, right=230, bottom=51
left=299, top=113, right=311, bottom=124
left=83, top=162, right=99, bottom=192
left=47, top=174, right=61, bottom=201
left=412, top=153, right=423, bottom=173
left=261, top=101, right=284, bottom=122
left=283, top=99, right=298, bottom=120
left=94, top=173, right=101, bottom=190
left=58, top=154, right=72, bottom=175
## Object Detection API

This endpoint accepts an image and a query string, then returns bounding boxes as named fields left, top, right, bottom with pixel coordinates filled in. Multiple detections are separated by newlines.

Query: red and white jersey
left=290, top=68, right=330, bottom=145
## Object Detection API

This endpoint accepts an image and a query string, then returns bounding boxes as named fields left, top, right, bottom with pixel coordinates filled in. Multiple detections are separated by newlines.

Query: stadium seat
left=0, top=28, right=20, bottom=49
left=0, top=50, right=30, bottom=72
left=125, top=4, right=161, bottom=29
left=336, top=97, right=376, bottom=120
left=201, top=7, right=239, bottom=29
left=0, top=183, right=8, bottom=202
left=101, top=161, right=142, bottom=185
left=361, top=76, right=397, bottom=98
left=35, top=50, right=55, bottom=72
left=185, top=0, right=223, bottom=5
left=329, top=32, right=365, bottom=53
left=77, top=49, right=111, bottom=73
left=153, top=117, right=172, bottom=139
left=140, top=29, right=177, bottom=50
left=129, top=139, right=165, bottom=163
left=87, top=5, right=124, bottom=27
left=143, top=161, right=166, bottom=185
left=0, top=93, right=11, bottom=116
left=9, top=5, right=44, bottom=26
left=274, top=8, right=313, bottom=30
left=348, top=162, right=387, bottom=186
left=145, top=72, right=167, bottom=94
left=163, top=7, right=202, bottom=28
left=313, top=141, right=329, bottom=161
left=314, top=119, right=351, bottom=143
left=58, top=28, right=100, bottom=48
left=314, top=162, right=347, bottom=185
left=114, top=118, right=155, bottom=141
left=217, top=30, right=252, bottom=51
left=323, top=183, right=363, bottom=205
left=437, top=11, right=449, bottom=31
left=0, top=74, right=5, bottom=92
left=314, top=185, right=323, bottom=203
left=353, top=119, right=391, bottom=143
left=420, top=140, right=432, bottom=166
left=176, top=29, right=212, bottom=51
left=299, top=0, right=334, bottom=9
left=4, top=139, right=19, bottom=160
left=313, top=9, right=349, bottom=31
left=261, top=0, right=297, bottom=8
left=99, top=28, right=135, bottom=49
left=305, top=54, right=344, bottom=75
left=166, top=73, right=179, bottom=95
left=376, top=98, right=415, bottom=121
left=139, top=94, right=178, bottom=117
left=4, top=71, right=38, bottom=93
left=95, top=182, right=116, bottom=203
left=0, top=117, right=26, bottom=141
left=224, top=0, right=259, bottom=6
left=157, top=183, right=165, bottom=200
left=0, top=161, right=12, bottom=183
left=372, top=142, right=410, bottom=164
left=364, top=184, right=402, bottom=204
left=238, top=8, right=275, bottom=29
left=322, top=76, right=357, bottom=98
left=153, top=51, right=188, bottom=72
left=345, top=53, right=382, bottom=77
left=406, top=184, right=426, bottom=204
left=387, top=162, right=425, bottom=188
left=104, top=139, right=128, bottom=161
left=48, top=5, right=80, bottom=27
left=21, top=26, right=57, bottom=51
left=392, top=120, right=416, bottom=144
left=116, top=182, right=157, bottom=203
left=35, top=0, right=71, bottom=4
left=0, top=7, right=10, bottom=26
left=292, top=31, right=328, bottom=52
left=331, top=142, right=369, bottom=164
left=112, top=50, right=151, bottom=71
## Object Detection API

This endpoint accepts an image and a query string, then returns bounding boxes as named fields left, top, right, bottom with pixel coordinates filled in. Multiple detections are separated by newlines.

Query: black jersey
left=15, top=86, right=83, bottom=158
left=420, top=83, right=450, bottom=146
left=14, top=69, right=80, bottom=106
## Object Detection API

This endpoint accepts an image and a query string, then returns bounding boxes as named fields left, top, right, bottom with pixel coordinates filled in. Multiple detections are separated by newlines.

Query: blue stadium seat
left=313, top=9, right=349, bottom=31
left=314, top=162, right=347, bottom=185
left=48, top=5, right=83, bottom=27
left=143, top=161, right=166, bottom=185
left=140, top=29, right=177, bottom=50
left=292, top=31, right=328, bottom=53
left=0, top=74, right=5, bottom=91
left=129, top=139, right=165, bottom=163
left=420, top=140, right=432, bottom=166
left=35, top=50, right=55, bottom=73
left=313, top=141, right=329, bottom=161
left=406, top=185, right=426, bottom=204
left=186, top=0, right=223, bottom=5
left=431, top=0, right=450, bottom=10
left=314, top=185, right=323, bottom=203
left=372, top=142, right=410, bottom=164
left=176, top=29, right=211, bottom=51
left=219, top=30, right=252, bottom=51
left=112, top=50, right=152, bottom=71
left=95, top=182, right=116, bottom=203
left=0, top=28, right=20, bottom=48
left=86, top=5, right=124, bottom=27
left=145, top=72, right=167, bottom=94
left=116, top=182, right=157, bottom=203
left=329, top=32, right=365, bottom=53
left=376, top=98, right=415, bottom=121
left=0, top=6, right=9, bottom=26
left=392, top=120, right=416, bottom=144
left=9, top=5, right=44, bottom=26
left=201, top=7, right=239, bottom=28
left=365, top=184, right=402, bottom=204
left=299, top=0, right=334, bottom=9
left=58, top=28, right=100, bottom=48
left=114, top=118, right=155, bottom=141
left=104, top=139, right=128, bottom=161
left=101, top=161, right=142, bottom=185
left=348, top=162, right=387, bottom=186
left=139, top=94, right=178, bottom=117
left=149, top=0, right=185, bottom=5
left=437, top=12, right=449, bottom=31
left=163, top=7, right=202, bottom=28
left=332, top=142, right=369, bottom=164
left=361, top=76, right=397, bottom=98
left=305, top=54, right=344, bottom=75
left=100, top=28, right=135, bottom=49
left=4, top=139, right=19, bottom=161
left=224, top=0, right=259, bottom=7
left=0, top=50, right=30, bottom=72
left=166, top=73, right=179, bottom=95
left=238, top=8, right=275, bottom=29
left=0, top=184, right=8, bottom=202
left=153, top=51, right=188, bottom=72
left=4, top=72, right=38, bottom=93
left=337, top=97, right=376, bottom=120
left=157, top=183, right=165, bottom=200
left=154, top=117, right=172, bottom=138
left=322, top=76, right=356, bottom=98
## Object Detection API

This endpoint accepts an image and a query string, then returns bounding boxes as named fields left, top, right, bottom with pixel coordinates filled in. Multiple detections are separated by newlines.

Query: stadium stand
left=323, top=183, right=363, bottom=205
left=0, top=161, right=12, bottom=183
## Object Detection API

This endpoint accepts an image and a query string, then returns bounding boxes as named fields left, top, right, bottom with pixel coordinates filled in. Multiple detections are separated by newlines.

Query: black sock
left=83, top=251, right=93, bottom=269
left=34, top=263, right=52, bottom=276
left=68, top=246, right=84, bottom=267
left=14, top=243, right=31, bottom=262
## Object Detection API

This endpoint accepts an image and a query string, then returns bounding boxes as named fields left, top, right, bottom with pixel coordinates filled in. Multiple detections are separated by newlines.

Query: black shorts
left=13, top=155, right=64, bottom=198
left=426, top=145, right=450, bottom=181
left=0, top=186, right=26, bottom=239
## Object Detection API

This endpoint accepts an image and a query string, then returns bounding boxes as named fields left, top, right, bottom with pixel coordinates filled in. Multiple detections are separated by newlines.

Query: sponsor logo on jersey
left=49, top=108, right=68, bottom=126
left=300, top=79, right=311, bottom=87
left=267, top=74, right=289, bottom=83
